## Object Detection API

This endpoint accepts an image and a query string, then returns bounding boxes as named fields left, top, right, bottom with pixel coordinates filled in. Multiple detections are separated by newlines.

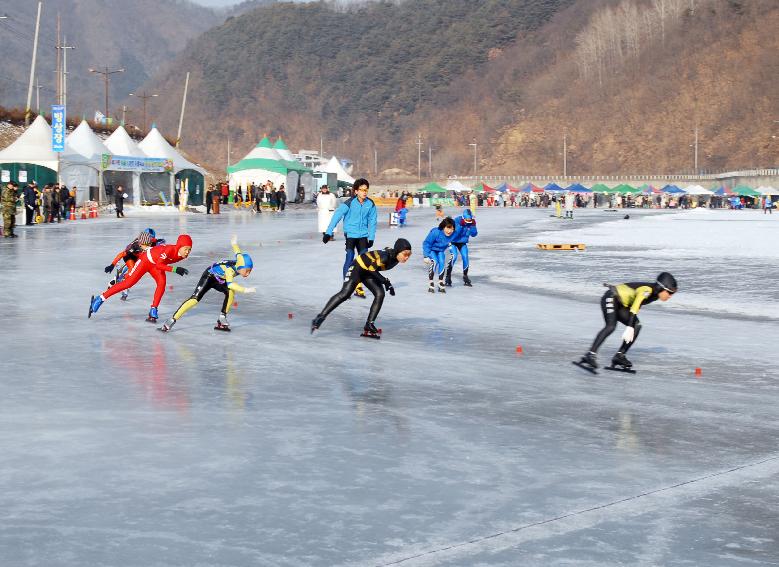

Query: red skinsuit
left=102, top=234, right=192, bottom=307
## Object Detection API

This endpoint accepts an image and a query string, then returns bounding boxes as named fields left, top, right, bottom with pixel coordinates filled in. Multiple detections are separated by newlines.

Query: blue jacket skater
left=423, top=227, right=455, bottom=257
left=326, top=196, right=378, bottom=241
left=451, top=210, right=478, bottom=244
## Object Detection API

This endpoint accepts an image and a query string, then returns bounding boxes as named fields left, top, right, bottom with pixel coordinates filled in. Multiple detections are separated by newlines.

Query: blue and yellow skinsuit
left=167, top=242, right=253, bottom=327
left=590, top=282, right=662, bottom=355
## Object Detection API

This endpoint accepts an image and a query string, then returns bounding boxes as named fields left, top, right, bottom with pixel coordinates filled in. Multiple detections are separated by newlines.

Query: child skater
left=103, top=228, right=163, bottom=301
left=89, top=234, right=192, bottom=322
left=445, top=209, right=477, bottom=287
left=423, top=217, right=456, bottom=293
left=311, top=238, right=412, bottom=339
left=160, top=236, right=256, bottom=333
left=576, top=272, right=678, bottom=373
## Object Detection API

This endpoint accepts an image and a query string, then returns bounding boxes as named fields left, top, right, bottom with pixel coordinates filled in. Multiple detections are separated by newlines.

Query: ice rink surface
left=0, top=205, right=777, bottom=566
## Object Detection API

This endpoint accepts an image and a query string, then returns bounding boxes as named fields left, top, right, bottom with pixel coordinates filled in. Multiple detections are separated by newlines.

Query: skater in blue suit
left=423, top=217, right=456, bottom=293
left=445, top=209, right=477, bottom=287
left=322, top=178, right=377, bottom=298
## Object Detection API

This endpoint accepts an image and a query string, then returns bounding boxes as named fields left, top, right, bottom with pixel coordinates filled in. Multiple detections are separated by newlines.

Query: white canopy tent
left=104, top=126, right=146, bottom=205
left=61, top=120, right=110, bottom=203
left=445, top=180, right=470, bottom=192
left=756, top=186, right=779, bottom=196
left=0, top=115, right=59, bottom=187
left=681, top=184, right=713, bottom=195
left=139, top=127, right=206, bottom=206
left=315, top=156, right=355, bottom=185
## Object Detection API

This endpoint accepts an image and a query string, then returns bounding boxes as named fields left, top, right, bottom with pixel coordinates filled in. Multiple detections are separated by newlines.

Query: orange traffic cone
left=69, top=205, right=76, bottom=220
left=80, top=207, right=87, bottom=219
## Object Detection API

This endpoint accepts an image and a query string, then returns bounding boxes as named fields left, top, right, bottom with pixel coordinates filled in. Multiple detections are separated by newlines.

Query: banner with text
left=106, top=155, right=174, bottom=173
left=51, top=105, right=66, bottom=152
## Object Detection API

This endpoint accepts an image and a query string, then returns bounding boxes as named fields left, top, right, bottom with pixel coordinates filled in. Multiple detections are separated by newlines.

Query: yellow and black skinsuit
left=589, top=282, right=662, bottom=354
left=170, top=243, right=250, bottom=324
left=318, top=248, right=400, bottom=326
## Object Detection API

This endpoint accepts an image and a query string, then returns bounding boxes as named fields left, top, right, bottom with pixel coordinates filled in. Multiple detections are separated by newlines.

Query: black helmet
left=656, top=272, right=677, bottom=293
left=393, top=238, right=412, bottom=254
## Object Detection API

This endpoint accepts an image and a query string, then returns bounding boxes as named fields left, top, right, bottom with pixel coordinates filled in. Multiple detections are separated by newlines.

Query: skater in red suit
left=89, top=234, right=192, bottom=322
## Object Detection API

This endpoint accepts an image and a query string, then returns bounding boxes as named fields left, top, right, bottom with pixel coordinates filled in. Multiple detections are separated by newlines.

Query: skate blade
left=88, top=295, right=95, bottom=319
left=158, top=327, right=169, bottom=333
left=360, top=332, right=381, bottom=340
left=146, top=317, right=158, bottom=323
left=572, top=361, right=598, bottom=375
left=214, top=326, right=231, bottom=332
left=604, top=365, right=636, bottom=374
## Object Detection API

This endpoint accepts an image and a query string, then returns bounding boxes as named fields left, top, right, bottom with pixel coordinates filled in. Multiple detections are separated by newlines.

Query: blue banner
left=51, top=105, right=66, bottom=152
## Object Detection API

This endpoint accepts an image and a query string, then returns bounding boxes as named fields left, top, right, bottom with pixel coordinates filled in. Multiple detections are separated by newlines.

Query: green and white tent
left=228, top=136, right=314, bottom=201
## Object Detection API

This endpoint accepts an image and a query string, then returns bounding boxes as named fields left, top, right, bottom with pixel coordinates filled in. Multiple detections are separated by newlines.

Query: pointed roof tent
left=472, top=182, right=494, bottom=193
left=105, top=125, right=145, bottom=158
left=662, top=184, right=684, bottom=194
left=445, top=180, right=470, bottom=192
left=316, top=156, right=355, bottom=184
left=566, top=183, right=591, bottom=193
left=273, top=138, right=295, bottom=161
left=65, top=120, right=110, bottom=160
left=228, top=136, right=287, bottom=174
left=544, top=182, right=565, bottom=192
left=0, top=115, right=59, bottom=170
left=419, top=182, right=447, bottom=193
left=756, top=186, right=779, bottom=196
left=520, top=183, right=544, bottom=193
left=681, top=184, right=712, bottom=195
left=139, top=126, right=205, bottom=175
left=731, top=185, right=760, bottom=196
left=590, top=183, right=611, bottom=192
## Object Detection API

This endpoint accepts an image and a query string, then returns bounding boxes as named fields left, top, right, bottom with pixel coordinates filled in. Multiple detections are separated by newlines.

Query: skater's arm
left=367, top=201, right=377, bottom=242
left=326, top=203, right=348, bottom=235
left=422, top=229, right=436, bottom=257
left=223, top=268, right=247, bottom=293
left=629, top=285, right=654, bottom=315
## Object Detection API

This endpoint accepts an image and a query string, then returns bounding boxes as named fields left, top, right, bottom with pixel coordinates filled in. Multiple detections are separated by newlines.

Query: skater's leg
left=363, top=277, right=385, bottom=325
left=171, top=271, right=214, bottom=322
left=102, top=260, right=149, bottom=300
left=319, top=266, right=361, bottom=319
left=460, top=244, right=469, bottom=271
left=435, top=251, right=446, bottom=281
left=446, top=245, right=459, bottom=284
left=149, top=268, right=167, bottom=308
left=589, top=291, right=618, bottom=353
left=343, top=238, right=358, bottom=277
left=617, top=318, right=641, bottom=354
left=220, top=288, right=235, bottom=315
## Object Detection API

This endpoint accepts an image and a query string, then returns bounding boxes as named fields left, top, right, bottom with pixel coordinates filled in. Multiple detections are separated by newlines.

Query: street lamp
left=469, top=140, right=478, bottom=176
left=129, top=91, right=158, bottom=132
left=89, top=66, right=125, bottom=121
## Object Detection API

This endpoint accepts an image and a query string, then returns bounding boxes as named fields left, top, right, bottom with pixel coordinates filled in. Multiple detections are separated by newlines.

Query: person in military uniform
left=2, top=181, right=19, bottom=238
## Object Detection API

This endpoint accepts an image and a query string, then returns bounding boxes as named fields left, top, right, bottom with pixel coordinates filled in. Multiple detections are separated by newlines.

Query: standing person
left=23, top=182, right=37, bottom=225
left=59, top=183, right=70, bottom=220
left=311, top=238, right=412, bottom=339
left=115, top=185, right=126, bottom=218
left=41, top=185, right=54, bottom=223
left=316, top=185, right=337, bottom=236
left=2, top=181, right=18, bottom=237
left=52, top=183, right=62, bottom=222
left=212, top=185, right=221, bottom=214
left=575, top=273, right=678, bottom=373
left=89, top=234, right=193, bottom=322
left=445, top=209, right=477, bottom=287
left=253, top=184, right=263, bottom=213
left=564, top=191, right=575, bottom=219
left=160, top=236, right=256, bottom=333
left=269, top=186, right=278, bottom=212
left=322, top=178, right=378, bottom=299
left=764, top=196, right=773, bottom=214
left=278, top=184, right=287, bottom=211
left=205, top=185, right=213, bottom=214
left=423, top=217, right=456, bottom=293
left=221, top=182, right=229, bottom=205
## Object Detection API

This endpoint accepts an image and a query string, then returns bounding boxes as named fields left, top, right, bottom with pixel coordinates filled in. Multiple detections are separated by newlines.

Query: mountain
left=0, top=0, right=219, bottom=122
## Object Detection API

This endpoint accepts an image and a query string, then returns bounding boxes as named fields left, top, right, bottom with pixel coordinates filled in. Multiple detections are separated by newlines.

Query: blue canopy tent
left=566, top=183, right=591, bottom=193
left=661, top=184, right=685, bottom=194
left=544, top=182, right=566, bottom=192
left=494, top=182, right=509, bottom=193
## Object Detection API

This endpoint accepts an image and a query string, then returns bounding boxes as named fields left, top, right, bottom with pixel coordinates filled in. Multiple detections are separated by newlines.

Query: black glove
left=367, top=240, right=374, bottom=248
left=322, top=233, right=331, bottom=244
left=382, top=279, right=395, bottom=296
left=104, top=264, right=115, bottom=273
left=174, top=267, right=189, bottom=276
left=388, top=285, right=395, bottom=296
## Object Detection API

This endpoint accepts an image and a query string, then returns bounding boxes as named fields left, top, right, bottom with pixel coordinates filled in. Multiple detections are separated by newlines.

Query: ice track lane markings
left=370, top=453, right=779, bottom=566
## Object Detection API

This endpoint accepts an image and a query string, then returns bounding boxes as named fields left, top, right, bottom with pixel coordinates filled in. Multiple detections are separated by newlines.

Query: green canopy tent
left=471, top=182, right=494, bottom=193
left=606, top=183, right=640, bottom=194
left=731, top=185, right=760, bottom=197
left=590, top=183, right=611, bottom=193
left=419, top=182, right=447, bottom=193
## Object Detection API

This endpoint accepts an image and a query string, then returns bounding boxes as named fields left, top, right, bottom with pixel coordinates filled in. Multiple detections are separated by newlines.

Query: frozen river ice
left=0, top=206, right=777, bottom=566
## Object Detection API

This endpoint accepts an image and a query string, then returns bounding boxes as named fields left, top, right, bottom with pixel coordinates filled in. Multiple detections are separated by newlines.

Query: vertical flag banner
left=52, top=105, right=66, bottom=152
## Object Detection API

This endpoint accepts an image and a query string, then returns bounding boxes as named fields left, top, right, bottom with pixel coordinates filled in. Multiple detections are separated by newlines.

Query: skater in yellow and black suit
left=160, top=236, right=255, bottom=333
left=311, top=238, right=412, bottom=337
left=579, top=272, right=677, bottom=370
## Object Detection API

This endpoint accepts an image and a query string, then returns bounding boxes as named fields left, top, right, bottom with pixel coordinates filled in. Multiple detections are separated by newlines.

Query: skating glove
left=367, top=240, right=374, bottom=248
left=322, top=233, right=331, bottom=244
left=244, top=287, right=256, bottom=294
left=173, top=267, right=189, bottom=276
left=621, top=326, right=635, bottom=344
left=104, top=264, right=115, bottom=273
left=382, top=279, right=395, bottom=296
left=424, top=257, right=433, bottom=265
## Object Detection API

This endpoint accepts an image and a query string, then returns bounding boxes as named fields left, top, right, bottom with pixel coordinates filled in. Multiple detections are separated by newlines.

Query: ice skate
left=572, top=351, right=598, bottom=374
left=146, top=307, right=159, bottom=323
left=605, top=352, right=636, bottom=374
left=88, top=295, right=103, bottom=318
left=120, top=291, right=129, bottom=301
left=463, top=270, right=473, bottom=287
left=428, top=281, right=435, bottom=293
left=353, top=283, right=366, bottom=298
left=437, top=281, right=447, bottom=293
left=444, top=266, right=453, bottom=287
left=159, top=318, right=176, bottom=333
left=311, top=314, right=325, bottom=334
left=360, top=322, right=381, bottom=340
left=214, top=314, right=230, bottom=332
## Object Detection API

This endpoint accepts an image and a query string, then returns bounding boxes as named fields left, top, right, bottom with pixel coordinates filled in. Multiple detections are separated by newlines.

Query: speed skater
left=423, top=217, right=456, bottom=293
left=578, top=272, right=678, bottom=371
left=160, top=236, right=256, bottom=333
left=104, top=228, right=164, bottom=301
left=311, top=238, right=412, bottom=338
left=445, top=209, right=477, bottom=287
left=89, top=234, right=192, bottom=322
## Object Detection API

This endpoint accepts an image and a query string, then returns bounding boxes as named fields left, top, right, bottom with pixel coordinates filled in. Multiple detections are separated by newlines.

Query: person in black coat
left=115, top=185, right=126, bottom=218
left=278, top=184, right=287, bottom=211
left=59, top=184, right=70, bottom=219
left=23, top=183, right=37, bottom=225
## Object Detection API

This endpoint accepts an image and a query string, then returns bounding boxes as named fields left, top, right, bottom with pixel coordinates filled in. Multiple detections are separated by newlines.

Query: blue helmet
left=235, top=253, right=253, bottom=271
left=144, top=228, right=156, bottom=238
left=462, top=209, right=474, bottom=222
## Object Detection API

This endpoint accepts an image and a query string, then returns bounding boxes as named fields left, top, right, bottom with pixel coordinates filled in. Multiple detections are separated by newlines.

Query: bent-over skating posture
left=445, top=209, right=477, bottom=287
left=577, top=272, right=678, bottom=373
left=423, top=217, right=456, bottom=293
left=89, top=234, right=192, bottom=322
left=311, top=238, right=412, bottom=339
left=104, top=228, right=163, bottom=301
left=160, top=236, right=256, bottom=333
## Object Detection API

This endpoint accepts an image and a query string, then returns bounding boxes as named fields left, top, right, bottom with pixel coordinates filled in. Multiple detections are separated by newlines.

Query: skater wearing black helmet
left=575, top=272, right=678, bottom=374
left=311, top=238, right=412, bottom=339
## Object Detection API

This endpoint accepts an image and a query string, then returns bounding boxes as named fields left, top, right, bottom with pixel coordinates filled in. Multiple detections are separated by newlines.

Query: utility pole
left=227, top=137, right=231, bottom=172
left=563, top=128, right=568, bottom=178
left=374, top=147, right=378, bottom=176
left=428, top=144, right=433, bottom=177
left=60, top=36, right=75, bottom=109
left=175, top=72, right=190, bottom=147
left=89, top=66, right=125, bottom=121
left=320, top=136, right=324, bottom=159
left=35, top=78, right=42, bottom=113
left=129, top=91, right=158, bottom=132
left=416, top=133, right=423, bottom=180
left=694, top=123, right=699, bottom=174
left=469, top=140, right=478, bottom=176
left=24, top=1, right=43, bottom=125
left=121, top=105, right=128, bottom=124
